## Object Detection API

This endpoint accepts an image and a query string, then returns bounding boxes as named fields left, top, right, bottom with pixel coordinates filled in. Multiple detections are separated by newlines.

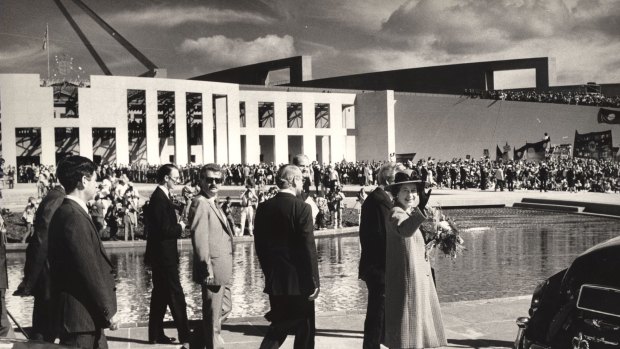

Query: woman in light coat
left=383, top=169, right=447, bottom=349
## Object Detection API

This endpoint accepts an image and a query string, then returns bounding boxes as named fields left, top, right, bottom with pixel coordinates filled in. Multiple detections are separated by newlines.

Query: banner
left=514, top=145, right=526, bottom=160
left=513, top=140, right=546, bottom=161
left=573, top=130, right=613, bottom=160
left=551, top=144, right=572, bottom=160
left=597, top=108, right=620, bottom=124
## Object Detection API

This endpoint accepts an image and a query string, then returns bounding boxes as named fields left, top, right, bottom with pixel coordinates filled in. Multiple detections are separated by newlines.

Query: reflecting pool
left=6, top=208, right=619, bottom=326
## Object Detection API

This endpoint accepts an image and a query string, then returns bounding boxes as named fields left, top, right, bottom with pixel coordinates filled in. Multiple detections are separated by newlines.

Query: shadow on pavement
left=107, top=336, right=151, bottom=345
left=448, top=338, right=514, bottom=348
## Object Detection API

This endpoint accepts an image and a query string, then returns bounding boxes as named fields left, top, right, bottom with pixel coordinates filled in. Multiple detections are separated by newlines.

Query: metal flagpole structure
left=47, top=23, right=50, bottom=81
left=45, top=23, right=50, bottom=81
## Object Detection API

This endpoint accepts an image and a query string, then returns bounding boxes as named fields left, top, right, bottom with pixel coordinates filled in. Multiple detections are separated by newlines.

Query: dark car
left=515, top=235, right=620, bottom=349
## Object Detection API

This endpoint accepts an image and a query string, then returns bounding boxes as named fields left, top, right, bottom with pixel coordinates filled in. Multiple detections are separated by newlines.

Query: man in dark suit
left=145, top=164, right=190, bottom=349
left=358, top=163, right=395, bottom=349
left=48, top=156, right=117, bottom=348
left=189, top=164, right=233, bottom=349
left=254, top=164, right=320, bottom=349
left=14, top=184, right=65, bottom=341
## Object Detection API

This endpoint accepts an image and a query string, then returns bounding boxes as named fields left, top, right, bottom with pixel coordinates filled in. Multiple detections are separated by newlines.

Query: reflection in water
left=6, top=208, right=619, bottom=326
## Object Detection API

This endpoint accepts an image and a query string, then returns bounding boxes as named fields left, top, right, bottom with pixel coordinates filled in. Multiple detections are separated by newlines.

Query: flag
left=495, top=145, right=503, bottom=161
left=42, top=27, right=48, bottom=50
left=574, top=130, right=614, bottom=159
left=598, top=108, right=620, bottom=124
left=514, top=145, right=526, bottom=160
left=526, top=140, right=547, bottom=161
left=513, top=140, right=546, bottom=161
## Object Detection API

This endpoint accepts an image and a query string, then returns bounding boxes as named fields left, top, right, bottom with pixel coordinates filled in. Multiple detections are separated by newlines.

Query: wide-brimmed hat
left=385, top=168, right=423, bottom=189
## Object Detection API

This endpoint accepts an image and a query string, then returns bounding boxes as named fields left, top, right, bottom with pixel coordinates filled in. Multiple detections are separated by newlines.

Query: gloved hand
left=418, top=186, right=432, bottom=212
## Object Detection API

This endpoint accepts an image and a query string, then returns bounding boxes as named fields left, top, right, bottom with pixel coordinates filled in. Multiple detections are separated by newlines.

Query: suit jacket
left=358, top=187, right=392, bottom=284
left=254, top=192, right=319, bottom=296
left=145, top=187, right=183, bottom=267
left=188, top=195, right=233, bottom=286
left=22, top=186, right=65, bottom=299
left=48, top=199, right=117, bottom=332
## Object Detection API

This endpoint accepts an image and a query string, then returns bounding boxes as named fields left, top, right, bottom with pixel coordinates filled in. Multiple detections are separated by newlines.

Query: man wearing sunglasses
left=145, top=164, right=191, bottom=349
left=189, top=164, right=233, bottom=349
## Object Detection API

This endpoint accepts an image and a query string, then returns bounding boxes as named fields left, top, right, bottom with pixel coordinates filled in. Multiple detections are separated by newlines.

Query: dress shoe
left=149, top=335, right=177, bottom=344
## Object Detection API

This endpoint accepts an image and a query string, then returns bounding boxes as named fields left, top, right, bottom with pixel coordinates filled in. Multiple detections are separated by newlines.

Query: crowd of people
left=464, top=88, right=620, bottom=107
left=0, top=149, right=619, bottom=349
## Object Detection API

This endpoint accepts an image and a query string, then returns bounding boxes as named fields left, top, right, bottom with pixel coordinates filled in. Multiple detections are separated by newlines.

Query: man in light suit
left=254, top=165, right=320, bottom=349
left=189, top=164, right=233, bottom=349
left=48, top=156, right=117, bottom=348
left=145, top=164, right=191, bottom=349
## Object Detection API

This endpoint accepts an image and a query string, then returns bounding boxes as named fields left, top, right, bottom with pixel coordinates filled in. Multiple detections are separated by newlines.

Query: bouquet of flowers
left=421, top=206, right=465, bottom=259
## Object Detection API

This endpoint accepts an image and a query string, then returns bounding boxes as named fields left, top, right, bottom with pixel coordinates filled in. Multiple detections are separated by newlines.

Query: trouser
left=123, top=221, right=134, bottom=241
left=260, top=296, right=315, bottom=349
left=362, top=280, right=384, bottom=349
left=59, top=329, right=107, bottom=349
left=540, top=179, right=548, bottom=191
left=148, top=266, right=191, bottom=343
left=507, top=179, right=514, bottom=191
left=31, top=293, right=56, bottom=342
left=239, top=206, right=254, bottom=235
left=0, top=290, right=15, bottom=338
left=495, top=179, right=505, bottom=191
left=195, top=284, right=227, bottom=349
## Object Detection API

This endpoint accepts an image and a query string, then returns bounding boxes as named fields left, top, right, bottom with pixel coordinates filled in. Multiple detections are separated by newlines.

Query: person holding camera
left=239, top=181, right=258, bottom=236
left=327, top=186, right=345, bottom=229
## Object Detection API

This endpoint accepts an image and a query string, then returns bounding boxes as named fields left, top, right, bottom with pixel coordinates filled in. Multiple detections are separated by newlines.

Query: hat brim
left=385, top=180, right=424, bottom=189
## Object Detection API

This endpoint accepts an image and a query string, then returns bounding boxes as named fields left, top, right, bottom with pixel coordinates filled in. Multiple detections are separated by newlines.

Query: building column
left=302, top=101, right=316, bottom=162
left=226, top=92, right=241, bottom=164
left=79, top=126, right=93, bottom=161
left=145, top=89, right=160, bottom=164
left=174, top=92, right=188, bottom=165
left=214, top=96, right=228, bottom=164
left=244, top=100, right=260, bottom=164
left=117, top=120, right=130, bottom=165
left=202, top=93, right=215, bottom=164
left=41, top=127, right=55, bottom=166
left=329, top=102, right=345, bottom=163
left=274, top=101, right=288, bottom=164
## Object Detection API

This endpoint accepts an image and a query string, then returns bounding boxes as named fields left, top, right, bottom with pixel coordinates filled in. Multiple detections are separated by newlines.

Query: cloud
left=179, top=35, right=296, bottom=67
left=380, top=0, right=577, bottom=54
left=109, top=6, right=275, bottom=27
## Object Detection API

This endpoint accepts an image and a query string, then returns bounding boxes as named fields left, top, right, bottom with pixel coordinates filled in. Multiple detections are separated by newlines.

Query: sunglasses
left=204, top=177, right=222, bottom=184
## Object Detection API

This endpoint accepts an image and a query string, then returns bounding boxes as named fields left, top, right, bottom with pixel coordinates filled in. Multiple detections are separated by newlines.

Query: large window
left=240, top=102, right=246, bottom=128
left=127, top=89, right=146, bottom=163
left=258, top=102, right=274, bottom=128
left=53, top=82, right=79, bottom=118
left=287, top=103, right=302, bottom=128
left=315, top=103, right=330, bottom=128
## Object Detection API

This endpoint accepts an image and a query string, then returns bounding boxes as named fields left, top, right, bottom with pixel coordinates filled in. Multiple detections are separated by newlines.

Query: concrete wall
left=354, top=91, right=394, bottom=162
left=393, top=93, right=619, bottom=161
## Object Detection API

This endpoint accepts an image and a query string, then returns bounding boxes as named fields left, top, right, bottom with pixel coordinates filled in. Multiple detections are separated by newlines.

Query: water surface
left=7, top=208, right=619, bottom=326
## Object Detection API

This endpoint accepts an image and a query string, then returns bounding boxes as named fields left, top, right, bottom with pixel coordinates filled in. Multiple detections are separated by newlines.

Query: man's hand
left=204, top=276, right=215, bottom=285
left=308, top=288, right=320, bottom=301
left=418, top=187, right=432, bottom=211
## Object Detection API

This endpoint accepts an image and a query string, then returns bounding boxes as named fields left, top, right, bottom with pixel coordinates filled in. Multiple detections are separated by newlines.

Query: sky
left=1, top=0, right=619, bottom=87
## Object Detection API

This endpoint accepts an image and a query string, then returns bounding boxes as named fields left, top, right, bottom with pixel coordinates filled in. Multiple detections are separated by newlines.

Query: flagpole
left=46, top=23, right=50, bottom=82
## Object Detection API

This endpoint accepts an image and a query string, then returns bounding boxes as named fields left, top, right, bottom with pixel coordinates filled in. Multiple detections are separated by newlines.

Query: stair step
left=513, top=202, right=585, bottom=213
